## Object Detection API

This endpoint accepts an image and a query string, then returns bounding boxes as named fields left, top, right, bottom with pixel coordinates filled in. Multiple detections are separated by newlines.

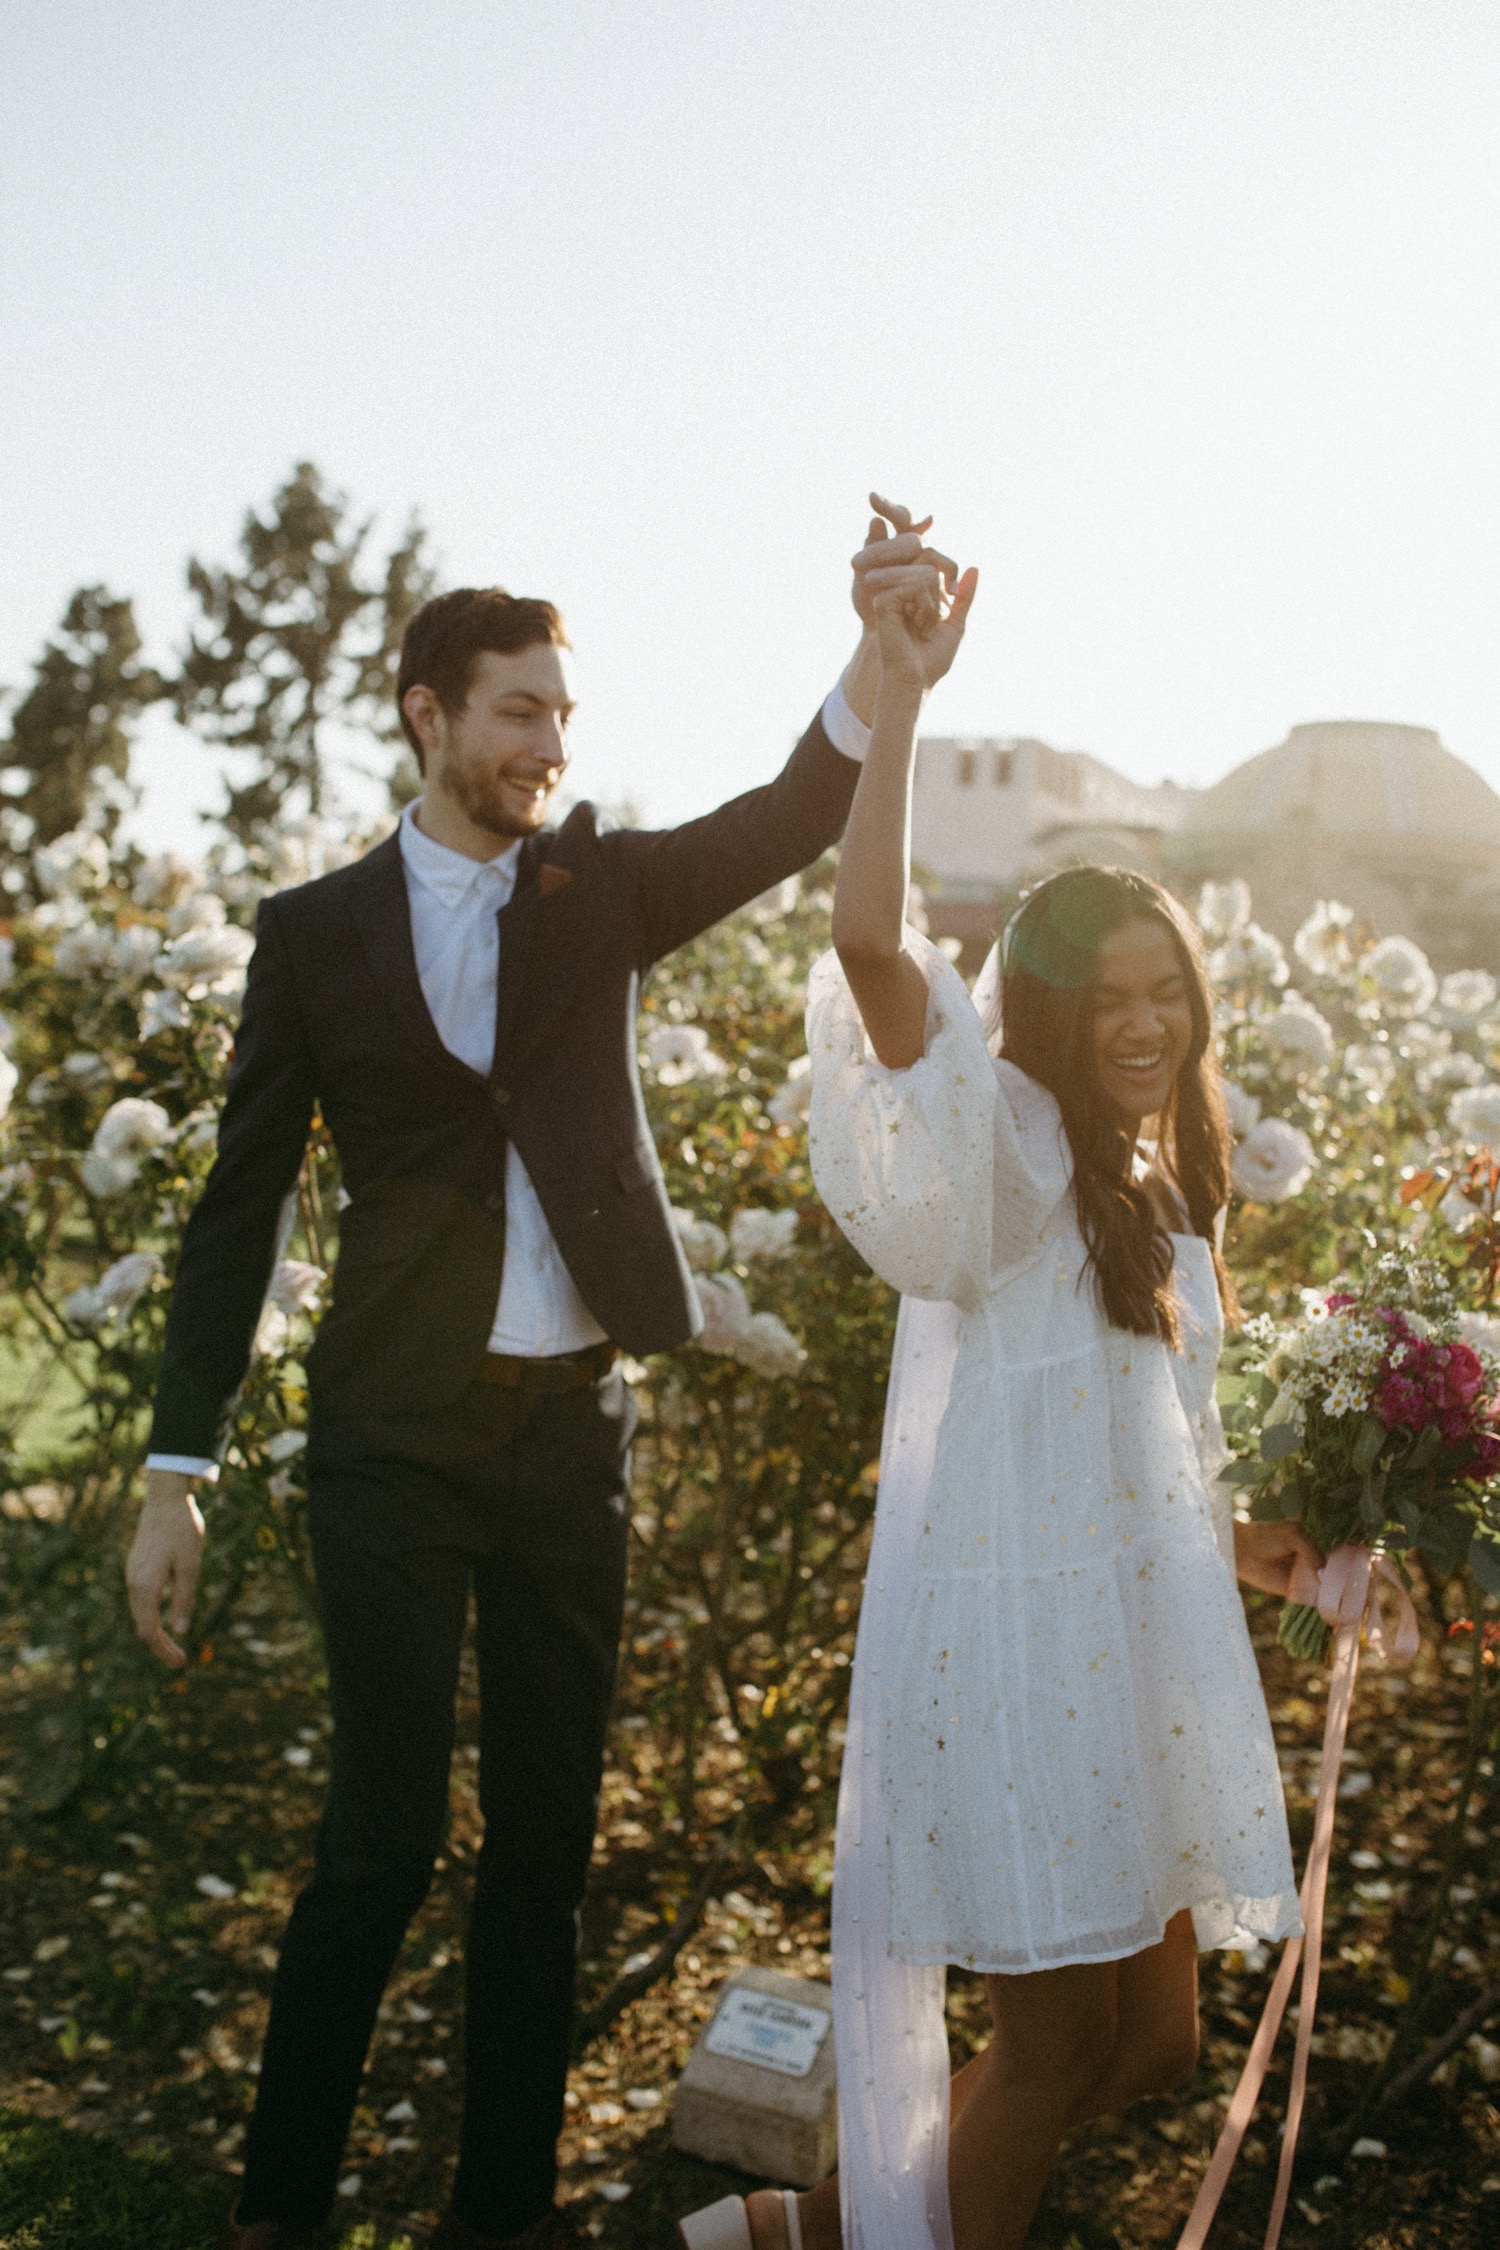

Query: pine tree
left=3, top=585, right=162, bottom=846
left=174, top=462, right=435, bottom=844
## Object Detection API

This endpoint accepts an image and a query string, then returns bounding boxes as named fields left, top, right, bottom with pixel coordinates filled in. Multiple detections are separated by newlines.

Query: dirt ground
left=3, top=1580, right=1498, bottom=2248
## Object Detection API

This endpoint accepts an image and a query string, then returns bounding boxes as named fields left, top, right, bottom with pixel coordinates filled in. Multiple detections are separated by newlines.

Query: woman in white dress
left=681, top=502, right=1320, bottom=2250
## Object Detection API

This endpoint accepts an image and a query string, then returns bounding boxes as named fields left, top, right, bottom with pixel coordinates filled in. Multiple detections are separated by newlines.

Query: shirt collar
left=399, top=799, right=522, bottom=909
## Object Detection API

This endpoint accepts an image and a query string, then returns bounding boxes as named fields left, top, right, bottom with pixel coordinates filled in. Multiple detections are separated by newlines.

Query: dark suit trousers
left=237, top=1366, right=635, bottom=2235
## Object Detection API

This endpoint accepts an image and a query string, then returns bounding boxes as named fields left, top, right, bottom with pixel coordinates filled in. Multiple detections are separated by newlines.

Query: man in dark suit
left=125, top=511, right=950, bottom=2248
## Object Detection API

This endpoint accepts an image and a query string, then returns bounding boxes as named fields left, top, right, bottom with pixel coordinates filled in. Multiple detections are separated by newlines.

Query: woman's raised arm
left=832, top=496, right=977, bottom=1068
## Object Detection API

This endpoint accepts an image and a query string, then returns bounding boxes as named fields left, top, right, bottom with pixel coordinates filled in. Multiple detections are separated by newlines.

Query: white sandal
left=678, top=2189, right=804, bottom=2250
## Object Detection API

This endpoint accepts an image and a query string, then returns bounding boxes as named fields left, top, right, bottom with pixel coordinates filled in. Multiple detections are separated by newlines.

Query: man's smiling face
left=419, top=644, right=576, bottom=844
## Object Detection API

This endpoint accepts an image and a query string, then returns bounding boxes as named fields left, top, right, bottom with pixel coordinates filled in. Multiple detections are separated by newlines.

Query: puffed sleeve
left=806, top=932, right=1071, bottom=1309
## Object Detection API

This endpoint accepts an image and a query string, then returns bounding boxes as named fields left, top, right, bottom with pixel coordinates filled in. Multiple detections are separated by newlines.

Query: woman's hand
left=1232, top=1517, right=1325, bottom=1598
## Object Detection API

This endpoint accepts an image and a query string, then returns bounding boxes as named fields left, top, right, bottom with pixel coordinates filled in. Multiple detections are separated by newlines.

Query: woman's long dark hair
left=994, top=867, right=1237, bottom=1344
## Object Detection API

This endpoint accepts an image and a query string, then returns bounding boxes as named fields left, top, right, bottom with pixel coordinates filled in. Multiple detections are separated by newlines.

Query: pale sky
left=2, top=1, right=1498, bottom=853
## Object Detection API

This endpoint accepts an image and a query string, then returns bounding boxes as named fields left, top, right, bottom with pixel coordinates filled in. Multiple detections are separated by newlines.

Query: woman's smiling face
left=1089, top=916, right=1196, bottom=1125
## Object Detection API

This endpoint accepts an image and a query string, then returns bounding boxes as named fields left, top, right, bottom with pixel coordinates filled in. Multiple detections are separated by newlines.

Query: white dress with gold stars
left=807, top=935, right=1300, bottom=2250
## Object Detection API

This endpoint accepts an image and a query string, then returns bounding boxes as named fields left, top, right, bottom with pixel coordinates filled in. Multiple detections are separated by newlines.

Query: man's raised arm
left=127, top=898, right=317, bottom=1666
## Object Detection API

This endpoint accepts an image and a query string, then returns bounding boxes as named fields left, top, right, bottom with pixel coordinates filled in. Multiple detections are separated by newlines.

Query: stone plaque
left=672, top=1966, right=838, bottom=2187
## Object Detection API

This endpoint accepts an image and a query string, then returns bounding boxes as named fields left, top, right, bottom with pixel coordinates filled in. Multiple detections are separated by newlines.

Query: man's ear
left=401, top=683, right=442, bottom=760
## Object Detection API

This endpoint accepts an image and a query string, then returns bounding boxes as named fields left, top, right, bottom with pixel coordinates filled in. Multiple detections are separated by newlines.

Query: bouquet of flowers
left=1220, top=1251, right=1500, bottom=1658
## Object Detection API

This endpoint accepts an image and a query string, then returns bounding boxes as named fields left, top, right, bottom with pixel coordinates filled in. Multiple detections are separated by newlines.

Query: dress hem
left=889, top=1897, right=1304, bottom=1977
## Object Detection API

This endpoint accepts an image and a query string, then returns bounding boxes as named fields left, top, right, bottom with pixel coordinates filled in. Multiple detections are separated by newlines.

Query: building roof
left=1184, top=720, right=1500, bottom=846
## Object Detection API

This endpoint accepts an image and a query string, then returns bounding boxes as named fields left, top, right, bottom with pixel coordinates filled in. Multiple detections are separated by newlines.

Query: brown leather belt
left=472, top=1341, right=618, bottom=1394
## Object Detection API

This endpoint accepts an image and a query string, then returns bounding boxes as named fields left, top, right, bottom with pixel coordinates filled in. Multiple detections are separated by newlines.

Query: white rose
left=159, top=923, right=255, bottom=999
left=1209, top=922, right=1288, bottom=989
left=52, top=921, right=117, bottom=978
left=1440, top=970, right=1497, bottom=1020
left=1426, top=1050, right=1485, bottom=1091
left=642, top=1023, right=728, bottom=1086
left=1397, top=1021, right=1448, bottom=1065
left=0, top=935, right=14, bottom=986
left=769, top=1054, right=812, bottom=1126
left=1449, top=1083, right=1500, bottom=1151
left=80, top=1097, right=173, bottom=1197
left=1196, top=880, right=1252, bottom=941
left=1230, top=1117, right=1315, bottom=1203
left=80, top=1151, right=140, bottom=1197
left=132, top=853, right=198, bottom=910
left=33, top=829, right=109, bottom=896
left=1221, top=1081, right=1262, bottom=1139
left=1343, top=1044, right=1397, bottom=1095
left=139, top=987, right=193, bottom=1039
left=111, top=924, right=164, bottom=981
left=63, top=1249, right=162, bottom=1331
left=168, top=890, right=228, bottom=937
left=1292, top=899, right=1355, bottom=981
left=0, top=1050, right=18, bottom=1125
left=264, top=1429, right=308, bottom=1464
left=728, top=1207, right=798, bottom=1262
left=692, top=1271, right=752, bottom=1353
left=733, top=1311, right=807, bottom=1381
left=1258, top=996, right=1334, bottom=1074
left=671, top=1208, right=728, bottom=1274
left=93, top=1097, right=172, bottom=1162
left=1362, top=935, right=1436, bottom=1016
left=268, top=1260, right=326, bottom=1316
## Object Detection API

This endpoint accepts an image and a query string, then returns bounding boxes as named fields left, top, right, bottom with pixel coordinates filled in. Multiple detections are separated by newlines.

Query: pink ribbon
left=1176, top=1543, right=1416, bottom=2250
left=1288, top=1541, right=1420, bottom=1664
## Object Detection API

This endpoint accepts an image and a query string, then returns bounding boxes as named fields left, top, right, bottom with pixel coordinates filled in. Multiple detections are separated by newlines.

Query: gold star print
left=1172, top=1724, right=1185, bottom=1737
left=1066, top=1707, right=1077, bottom=1720
left=1256, top=1805, right=1267, bottom=1819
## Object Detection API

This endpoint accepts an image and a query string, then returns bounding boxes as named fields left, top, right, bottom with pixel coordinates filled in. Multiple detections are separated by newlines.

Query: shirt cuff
left=145, top=1453, right=220, bottom=1482
left=820, top=676, right=871, bottom=763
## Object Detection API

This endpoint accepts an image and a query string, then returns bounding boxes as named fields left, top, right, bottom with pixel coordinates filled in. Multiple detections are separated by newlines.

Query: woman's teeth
left=1114, top=1053, right=1163, bottom=1073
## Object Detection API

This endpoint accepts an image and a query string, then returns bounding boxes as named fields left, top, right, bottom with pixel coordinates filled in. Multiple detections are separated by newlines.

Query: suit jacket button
left=490, top=1085, right=511, bottom=1110
left=483, top=1190, right=504, bottom=1216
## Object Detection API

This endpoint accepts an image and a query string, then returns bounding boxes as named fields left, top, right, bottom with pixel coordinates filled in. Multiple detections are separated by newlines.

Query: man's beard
left=440, top=757, right=552, bottom=841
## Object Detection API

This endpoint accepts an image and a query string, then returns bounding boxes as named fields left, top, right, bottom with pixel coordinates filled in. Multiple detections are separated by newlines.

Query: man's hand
left=126, top=1470, right=207, bottom=1668
left=1232, top=1516, right=1325, bottom=1599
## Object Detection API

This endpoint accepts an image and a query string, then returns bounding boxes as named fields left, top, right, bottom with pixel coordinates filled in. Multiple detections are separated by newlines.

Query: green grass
left=0, top=2113, right=414, bottom=2250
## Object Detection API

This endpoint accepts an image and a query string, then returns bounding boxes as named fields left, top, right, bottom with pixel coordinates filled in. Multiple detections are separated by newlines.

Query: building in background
left=913, top=719, right=1500, bottom=974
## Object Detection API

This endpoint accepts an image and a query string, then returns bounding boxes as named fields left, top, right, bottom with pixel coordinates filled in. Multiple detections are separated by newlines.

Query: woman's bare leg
left=946, top=1957, right=1118, bottom=2250
left=1069, top=1909, right=1199, bottom=2122
left=748, top=1916, right=1199, bottom=2250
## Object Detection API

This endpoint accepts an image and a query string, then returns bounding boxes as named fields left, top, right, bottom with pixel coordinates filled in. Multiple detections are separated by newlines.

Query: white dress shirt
left=147, top=680, right=867, bottom=1477
left=396, top=799, right=609, bottom=1357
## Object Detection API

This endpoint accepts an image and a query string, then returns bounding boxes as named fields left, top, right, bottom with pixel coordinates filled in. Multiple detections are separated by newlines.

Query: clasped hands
left=848, top=493, right=979, bottom=701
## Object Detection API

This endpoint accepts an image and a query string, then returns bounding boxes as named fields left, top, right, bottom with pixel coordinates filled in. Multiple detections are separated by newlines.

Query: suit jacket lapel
left=492, top=836, right=600, bottom=1077
left=346, top=831, right=475, bottom=1079
left=491, top=831, right=547, bottom=1073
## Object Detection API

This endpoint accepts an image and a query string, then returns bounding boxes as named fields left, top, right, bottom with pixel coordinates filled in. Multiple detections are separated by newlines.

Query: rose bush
left=6, top=804, right=1500, bottom=1995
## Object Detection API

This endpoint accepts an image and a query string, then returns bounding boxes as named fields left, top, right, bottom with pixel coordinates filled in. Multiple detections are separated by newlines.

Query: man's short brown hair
left=396, top=587, right=570, bottom=765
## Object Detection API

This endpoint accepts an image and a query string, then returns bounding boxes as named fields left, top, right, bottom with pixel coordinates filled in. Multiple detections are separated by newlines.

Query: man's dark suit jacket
left=148, top=712, right=860, bottom=1462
